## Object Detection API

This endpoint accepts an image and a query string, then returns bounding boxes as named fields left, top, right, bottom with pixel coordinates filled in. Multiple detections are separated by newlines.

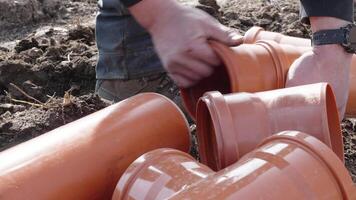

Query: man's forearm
left=119, top=0, right=243, bottom=88
left=310, top=17, right=351, bottom=33
left=311, top=16, right=353, bottom=118
left=287, top=1, right=354, bottom=118
left=127, top=0, right=182, bottom=31
left=310, top=17, right=353, bottom=65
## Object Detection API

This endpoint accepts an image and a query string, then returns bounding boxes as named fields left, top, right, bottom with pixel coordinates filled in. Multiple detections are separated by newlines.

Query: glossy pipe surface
left=180, top=40, right=310, bottom=119
left=181, top=37, right=356, bottom=118
left=0, top=93, right=190, bottom=200
left=112, top=149, right=214, bottom=200
left=169, top=131, right=355, bottom=200
left=245, top=26, right=356, bottom=117
left=244, top=26, right=311, bottom=46
left=196, top=83, right=343, bottom=170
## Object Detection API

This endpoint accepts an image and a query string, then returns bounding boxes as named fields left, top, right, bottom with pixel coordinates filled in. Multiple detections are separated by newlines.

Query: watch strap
left=312, top=28, right=346, bottom=46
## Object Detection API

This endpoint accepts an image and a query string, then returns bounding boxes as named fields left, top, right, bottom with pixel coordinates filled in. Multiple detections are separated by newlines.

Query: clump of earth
left=0, top=0, right=355, bottom=183
left=0, top=22, right=111, bottom=150
left=0, top=0, right=107, bottom=150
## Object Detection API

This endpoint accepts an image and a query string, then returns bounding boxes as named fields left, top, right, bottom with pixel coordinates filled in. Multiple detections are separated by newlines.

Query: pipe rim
left=256, top=40, right=285, bottom=88
left=321, top=84, right=344, bottom=161
left=209, top=41, right=239, bottom=92
left=180, top=42, right=233, bottom=120
left=196, top=91, right=239, bottom=170
left=259, top=131, right=355, bottom=199
left=196, top=95, right=223, bottom=170
left=150, top=92, right=192, bottom=153
left=180, top=88, right=198, bottom=119
left=243, top=26, right=264, bottom=44
left=153, top=92, right=191, bottom=135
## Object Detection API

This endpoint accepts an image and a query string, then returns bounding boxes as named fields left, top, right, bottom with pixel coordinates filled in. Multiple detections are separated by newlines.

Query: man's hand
left=286, top=17, right=353, bottom=119
left=129, top=0, right=243, bottom=88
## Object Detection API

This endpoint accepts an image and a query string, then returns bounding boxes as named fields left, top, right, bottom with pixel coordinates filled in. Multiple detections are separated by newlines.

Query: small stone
left=14, top=38, right=39, bottom=53
left=239, top=16, right=254, bottom=26
left=0, top=121, right=13, bottom=132
left=1, top=111, right=12, bottom=118
left=224, top=12, right=239, bottom=20
left=0, top=47, right=9, bottom=52
left=258, top=18, right=272, bottom=26
left=27, top=47, right=43, bottom=59
left=0, top=104, right=15, bottom=113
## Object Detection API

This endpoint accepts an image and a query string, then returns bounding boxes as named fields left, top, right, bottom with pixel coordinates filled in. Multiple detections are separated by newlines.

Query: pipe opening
left=197, top=99, right=220, bottom=171
left=182, top=64, right=231, bottom=118
left=325, top=85, right=344, bottom=160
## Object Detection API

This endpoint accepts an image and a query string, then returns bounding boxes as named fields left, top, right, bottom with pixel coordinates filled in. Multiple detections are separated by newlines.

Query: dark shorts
left=95, top=73, right=187, bottom=117
left=300, top=0, right=354, bottom=24
left=95, top=0, right=164, bottom=80
left=95, top=73, right=173, bottom=102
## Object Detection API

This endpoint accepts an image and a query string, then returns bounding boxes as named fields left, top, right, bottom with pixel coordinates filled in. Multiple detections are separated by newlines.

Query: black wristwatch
left=312, top=24, right=356, bottom=54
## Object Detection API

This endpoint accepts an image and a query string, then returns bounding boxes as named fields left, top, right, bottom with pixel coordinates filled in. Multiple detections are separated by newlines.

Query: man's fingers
left=189, top=42, right=221, bottom=67
left=169, top=55, right=214, bottom=78
left=168, top=63, right=202, bottom=82
left=165, top=54, right=215, bottom=87
left=206, top=22, right=243, bottom=46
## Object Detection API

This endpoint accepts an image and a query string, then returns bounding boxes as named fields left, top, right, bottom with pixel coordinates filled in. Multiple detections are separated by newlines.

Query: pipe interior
left=325, top=85, right=344, bottom=160
left=197, top=99, right=220, bottom=171
left=189, top=64, right=232, bottom=115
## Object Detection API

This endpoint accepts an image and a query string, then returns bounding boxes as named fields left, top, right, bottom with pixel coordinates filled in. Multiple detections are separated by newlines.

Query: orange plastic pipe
left=244, top=26, right=311, bottom=46
left=244, top=26, right=356, bottom=117
left=350, top=66, right=356, bottom=116
left=112, top=148, right=214, bottom=200
left=170, top=131, right=356, bottom=200
left=180, top=40, right=310, bottom=118
left=0, top=93, right=190, bottom=200
left=196, top=83, right=343, bottom=170
left=180, top=39, right=356, bottom=118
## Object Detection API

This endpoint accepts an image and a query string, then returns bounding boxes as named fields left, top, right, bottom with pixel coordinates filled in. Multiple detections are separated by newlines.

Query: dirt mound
left=343, top=119, right=356, bottom=182
left=0, top=0, right=66, bottom=29
left=0, top=94, right=109, bottom=151
left=194, top=0, right=310, bottom=38
left=1, top=25, right=96, bottom=99
left=0, top=22, right=108, bottom=150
